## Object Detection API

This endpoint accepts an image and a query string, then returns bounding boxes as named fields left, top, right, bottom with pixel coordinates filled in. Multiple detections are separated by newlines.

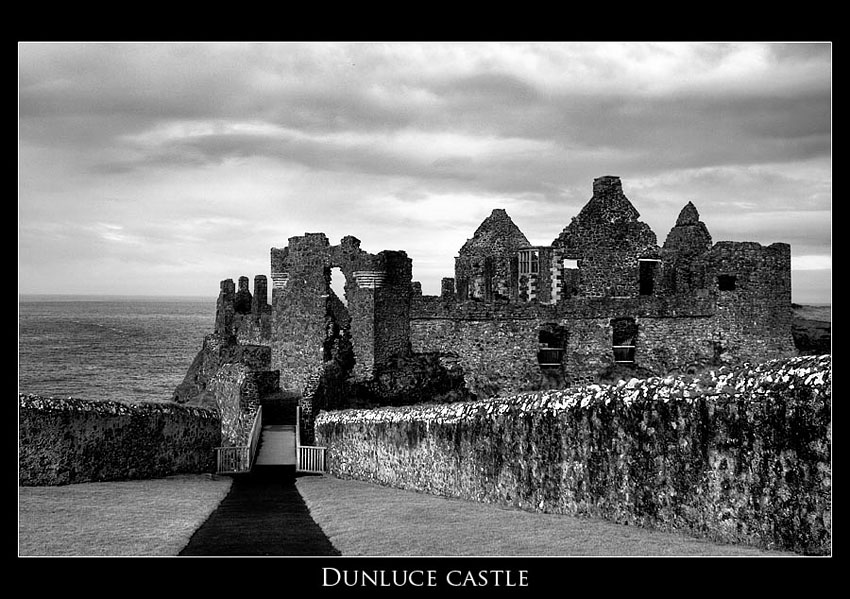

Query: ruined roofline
left=459, top=208, right=531, bottom=253
left=709, top=240, right=791, bottom=252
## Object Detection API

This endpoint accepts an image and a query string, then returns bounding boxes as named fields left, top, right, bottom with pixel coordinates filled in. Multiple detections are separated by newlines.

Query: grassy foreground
left=19, top=472, right=799, bottom=557
left=296, top=475, right=795, bottom=557
left=18, top=474, right=232, bottom=556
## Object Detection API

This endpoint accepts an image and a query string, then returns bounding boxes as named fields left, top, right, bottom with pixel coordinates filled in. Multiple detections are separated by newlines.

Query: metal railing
left=297, top=445, right=327, bottom=474
left=216, top=446, right=250, bottom=474
left=295, top=405, right=327, bottom=474
left=215, top=406, right=264, bottom=474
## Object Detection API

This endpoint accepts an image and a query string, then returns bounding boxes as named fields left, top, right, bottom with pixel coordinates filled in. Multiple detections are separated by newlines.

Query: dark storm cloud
left=19, top=42, right=831, bottom=190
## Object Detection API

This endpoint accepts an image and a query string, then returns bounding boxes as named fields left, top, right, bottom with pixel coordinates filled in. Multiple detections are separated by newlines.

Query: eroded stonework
left=176, top=175, right=798, bottom=437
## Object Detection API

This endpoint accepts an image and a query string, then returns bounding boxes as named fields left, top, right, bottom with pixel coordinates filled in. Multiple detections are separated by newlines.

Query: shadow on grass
left=178, top=466, right=340, bottom=556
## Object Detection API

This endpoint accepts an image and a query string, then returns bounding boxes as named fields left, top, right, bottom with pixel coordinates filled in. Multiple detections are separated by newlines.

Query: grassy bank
left=18, top=474, right=232, bottom=556
left=295, top=475, right=796, bottom=556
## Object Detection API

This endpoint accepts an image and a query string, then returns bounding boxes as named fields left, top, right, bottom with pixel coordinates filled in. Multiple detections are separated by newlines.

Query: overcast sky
left=18, top=42, right=831, bottom=303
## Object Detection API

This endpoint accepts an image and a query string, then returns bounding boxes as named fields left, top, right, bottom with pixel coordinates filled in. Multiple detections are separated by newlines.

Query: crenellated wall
left=316, top=354, right=832, bottom=555
left=19, top=394, right=221, bottom=486
left=214, top=275, right=272, bottom=346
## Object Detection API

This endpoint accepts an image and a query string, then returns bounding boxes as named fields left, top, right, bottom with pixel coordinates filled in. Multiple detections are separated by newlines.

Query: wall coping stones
left=19, top=393, right=221, bottom=420
left=316, top=354, right=831, bottom=426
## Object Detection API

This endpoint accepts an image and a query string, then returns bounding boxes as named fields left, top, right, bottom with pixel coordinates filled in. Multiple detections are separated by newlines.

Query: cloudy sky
left=18, top=42, right=831, bottom=303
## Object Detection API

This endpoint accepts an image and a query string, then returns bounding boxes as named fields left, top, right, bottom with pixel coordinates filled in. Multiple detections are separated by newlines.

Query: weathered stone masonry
left=316, top=354, right=831, bottom=555
left=409, top=176, right=797, bottom=398
left=175, top=175, right=800, bottom=443
left=19, top=394, right=221, bottom=485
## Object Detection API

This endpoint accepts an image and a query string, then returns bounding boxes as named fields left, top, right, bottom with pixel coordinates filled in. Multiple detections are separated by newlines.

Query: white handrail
left=296, top=403, right=327, bottom=473
left=215, top=405, right=264, bottom=474
left=248, top=405, right=263, bottom=468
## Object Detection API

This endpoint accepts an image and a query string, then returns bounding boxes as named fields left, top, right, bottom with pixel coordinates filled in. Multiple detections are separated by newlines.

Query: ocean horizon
left=18, top=296, right=217, bottom=404
left=17, top=295, right=831, bottom=406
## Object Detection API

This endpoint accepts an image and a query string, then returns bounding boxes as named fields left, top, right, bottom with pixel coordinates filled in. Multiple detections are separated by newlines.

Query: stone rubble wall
left=316, top=355, right=831, bottom=555
left=207, top=364, right=277, bottom=446
left=172, top=333, right=271, bottom=404
left=410, top=291, right=794, bottom=398
left=19, top=394, right=221, bottom=486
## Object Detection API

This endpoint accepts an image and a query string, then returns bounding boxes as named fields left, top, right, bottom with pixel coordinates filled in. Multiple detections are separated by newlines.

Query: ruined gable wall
left=552, top=177, right=659, bottom=298
left=455, top=209, right=529, bottom=301
left=661, top=202, right=713, bottom=295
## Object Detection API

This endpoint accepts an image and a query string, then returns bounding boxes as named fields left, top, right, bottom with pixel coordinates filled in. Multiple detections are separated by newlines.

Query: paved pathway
left=179, top=466, right=340, bottom=556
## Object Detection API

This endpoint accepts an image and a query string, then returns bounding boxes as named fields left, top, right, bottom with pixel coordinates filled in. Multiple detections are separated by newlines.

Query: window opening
left=638, top=259, right=661, bottom=296
left=329, top=267, right=348, bottom=306
left=518, top=249, right=540, bottom=275
left=718, top=274, right=737, bottom=291
left=611, top=317, right=637, bottom=363
left=562, top=258, right=580, bottom=299
left=537, top=326, right=566, bottom=368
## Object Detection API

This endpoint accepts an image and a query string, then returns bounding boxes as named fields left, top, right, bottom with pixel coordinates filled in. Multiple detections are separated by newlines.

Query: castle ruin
left=174, top=176, right=796, bottom=439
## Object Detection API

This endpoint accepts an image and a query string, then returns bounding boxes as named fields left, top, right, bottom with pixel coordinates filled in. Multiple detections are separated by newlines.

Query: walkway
left=178, top=466, right=340, bottom=556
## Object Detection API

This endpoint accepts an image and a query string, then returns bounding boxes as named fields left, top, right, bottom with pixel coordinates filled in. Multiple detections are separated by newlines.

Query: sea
left=18, top=295, right=217, bottom=404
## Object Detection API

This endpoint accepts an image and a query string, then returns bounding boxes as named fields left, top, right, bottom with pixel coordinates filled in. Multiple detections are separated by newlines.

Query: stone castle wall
left=552, top=176, right=660, bottom=299
left=270, top=233, right=413, bottom=395
left=207, top=364, right=278, bottom=446
left=410, top=293, right=748, bottom=397
left=19, top=394, right=220, bottom=486
left=315, top=355, right=832, bottom=555
left=172, top=332, right=271, bottom=404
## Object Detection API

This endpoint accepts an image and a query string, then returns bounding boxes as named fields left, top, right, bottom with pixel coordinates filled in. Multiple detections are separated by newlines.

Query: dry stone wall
left=19, top=394, right=221, bottom=486
left=316, top=354, right=831, bottom=555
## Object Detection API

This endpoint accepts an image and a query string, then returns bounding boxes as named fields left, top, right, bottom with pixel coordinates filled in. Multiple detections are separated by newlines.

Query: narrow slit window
left=638, top=259, right=661, bottom=296
left=562, top=258, right=580, bottom=299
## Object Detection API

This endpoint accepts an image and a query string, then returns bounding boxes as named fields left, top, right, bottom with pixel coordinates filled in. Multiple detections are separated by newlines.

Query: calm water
left=18, top=296, right=217, bottom=404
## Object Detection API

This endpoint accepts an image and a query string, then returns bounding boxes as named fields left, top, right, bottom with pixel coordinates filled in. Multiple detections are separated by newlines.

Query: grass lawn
left=296, top=475, right=796, bottom=557
left=18, top=474, right=232, bottom=556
